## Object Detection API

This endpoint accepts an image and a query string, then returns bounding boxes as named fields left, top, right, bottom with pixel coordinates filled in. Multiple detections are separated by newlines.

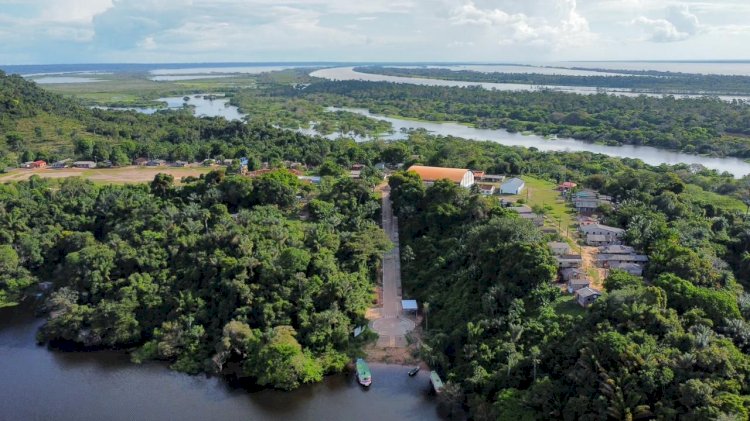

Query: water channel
left=0, top=303, right=440, bottom=421
left=107, top=94, right=750, bottom=177
left=310, top=66, right=750, bottom=102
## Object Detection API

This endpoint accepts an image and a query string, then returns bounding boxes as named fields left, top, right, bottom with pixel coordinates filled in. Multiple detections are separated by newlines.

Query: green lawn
left=504, top=175, right=577, bottom=242
left=551, top=294, right=586, bottom=317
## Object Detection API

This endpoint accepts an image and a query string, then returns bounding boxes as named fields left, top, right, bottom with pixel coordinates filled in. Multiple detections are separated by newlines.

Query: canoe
left=408, top=367, right=420, bottom=376
left=430, top=371, right=444, bottom=394
left=356, top=358, right=372, bottom=387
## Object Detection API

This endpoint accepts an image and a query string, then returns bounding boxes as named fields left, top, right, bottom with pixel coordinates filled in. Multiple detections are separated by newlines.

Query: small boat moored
left=408, top=366, right=420, bottom=377
left=356, top=358, right=372, bottom=387
left=430, top=371, right=444, bottom=394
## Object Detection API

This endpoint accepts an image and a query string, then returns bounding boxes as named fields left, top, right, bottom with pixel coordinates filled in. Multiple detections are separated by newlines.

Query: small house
left=500, top=177, right=525, bottom=195
left=560, top=267, right=587, bottom=282
left=222, top=159, right=233, bottom=166
left=31, top=160, right=47, bottom=169
left=579, top=224, right=625, bottom=239
left=576, top=287, right=602, bottom=307
left=481, top=174, right=505, bottom=183
left=609, top=262, right=644, bottom=276
left=568, top=277, right=591, bottom=293
left=556, top=254, right=583, bottom=268
left=558, top=181, right=577, bottom=190
left=478, top=184, right=495, bottom=196
left=147, top=159, right=167, bottom=167
left=134, top=157, right=149, bottom=166
left=73, top=161, right=97, bottom=169
left=599, top=245, right=635, bottom=255
left=548, top=241, right=572, bottom=256
left=509, top=205, right=543, bottom=227
left=171, top=161, right=189, bottom=167
left=597, top=254, right=649, bottom=268
left=349, top=170, right=362, bottom=179
left=471, top=170, right=485, bottom=179
left=586, top=234, right=611, bottom=246
left=51, top=160, right=71, bottom=169
left=351, top=164, right=365, bottom=171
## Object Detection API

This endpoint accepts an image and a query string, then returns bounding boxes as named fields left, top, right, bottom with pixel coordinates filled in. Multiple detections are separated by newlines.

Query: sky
left=0, top=0, right=748, bottom=64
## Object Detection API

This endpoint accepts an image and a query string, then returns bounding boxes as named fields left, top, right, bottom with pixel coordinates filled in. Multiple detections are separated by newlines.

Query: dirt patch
left=0, top=166, right=214, bottom=184
left=581, top=246, right=607, bottom=290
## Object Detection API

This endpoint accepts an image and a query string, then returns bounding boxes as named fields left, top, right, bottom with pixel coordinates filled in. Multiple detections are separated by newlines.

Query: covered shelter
left=402, top=299, right=418, bottom=315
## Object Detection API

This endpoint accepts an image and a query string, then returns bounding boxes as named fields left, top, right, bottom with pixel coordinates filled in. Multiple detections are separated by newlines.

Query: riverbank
left=0, top=302, right=440, bottom=421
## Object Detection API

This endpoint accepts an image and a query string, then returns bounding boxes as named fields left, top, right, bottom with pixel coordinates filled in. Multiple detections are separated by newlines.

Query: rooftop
left=577, top=287, right=601, bottom=298
left=407, top=165, right=471, bottom=183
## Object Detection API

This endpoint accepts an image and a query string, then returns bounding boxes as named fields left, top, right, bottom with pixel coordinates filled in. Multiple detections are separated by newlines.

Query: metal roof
left=402, top=300, right=418, bottom=311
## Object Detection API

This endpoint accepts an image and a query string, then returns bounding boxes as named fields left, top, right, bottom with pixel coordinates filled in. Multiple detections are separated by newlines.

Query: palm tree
left=423, top=301, right=430, bottom=331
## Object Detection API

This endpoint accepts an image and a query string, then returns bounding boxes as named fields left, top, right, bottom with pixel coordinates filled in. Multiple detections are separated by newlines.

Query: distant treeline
left=353, top=66, right=750, bottom=96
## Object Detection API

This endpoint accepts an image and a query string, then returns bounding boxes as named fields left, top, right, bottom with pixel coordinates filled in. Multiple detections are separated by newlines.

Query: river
left=0, top=303, right=439, bottom=421
left=330, top=107, right=750, bottom=178
left=310, top=67, right=750, bottom=102
left=102, top=93, right=750, bottom=177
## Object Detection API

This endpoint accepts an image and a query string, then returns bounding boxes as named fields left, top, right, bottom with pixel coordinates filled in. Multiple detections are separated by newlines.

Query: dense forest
left=354, top=66, right=750, bottom=96
left=286, top=80, right=750, bottom=158
left=0, top=170, right=390, bottom=389
left=389, top=161, right=750, bottom=419
left=6, top=68, right=750, bottom=415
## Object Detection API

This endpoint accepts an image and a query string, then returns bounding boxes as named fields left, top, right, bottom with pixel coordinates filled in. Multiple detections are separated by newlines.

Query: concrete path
left=370, top=187, right=414, bottom=348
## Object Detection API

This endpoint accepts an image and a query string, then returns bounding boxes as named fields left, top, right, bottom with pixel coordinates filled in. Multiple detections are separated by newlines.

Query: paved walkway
left=370, top=187, right=414, bottom=348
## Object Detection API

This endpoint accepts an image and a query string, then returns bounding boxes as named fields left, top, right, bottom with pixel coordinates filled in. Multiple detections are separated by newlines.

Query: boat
left=408, top=366, right=420, bottom=376
left=356, top=358, right=372, bottom=387
left=430, top=371, right=444, bottom=394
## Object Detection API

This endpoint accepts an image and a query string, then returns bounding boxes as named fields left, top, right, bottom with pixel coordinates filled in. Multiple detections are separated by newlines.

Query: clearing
left=0, top=166, right=214, bottom=185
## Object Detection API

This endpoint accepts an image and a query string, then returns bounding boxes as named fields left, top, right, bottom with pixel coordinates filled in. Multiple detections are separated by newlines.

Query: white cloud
left=633, top=5, right=701, bottom=42
left=449, top=0, right=593, bottom=49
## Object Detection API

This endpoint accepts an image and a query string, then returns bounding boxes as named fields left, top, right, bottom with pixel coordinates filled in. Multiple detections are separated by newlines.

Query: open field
left=505, top=175, right=578, bottom=240
left=0, top=166, right=214, bottom=184
left=39, top=73, right=259, bottom=106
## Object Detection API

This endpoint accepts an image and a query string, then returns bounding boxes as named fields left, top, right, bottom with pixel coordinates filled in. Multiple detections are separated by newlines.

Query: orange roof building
left=407, top=165, right=475, bottom=188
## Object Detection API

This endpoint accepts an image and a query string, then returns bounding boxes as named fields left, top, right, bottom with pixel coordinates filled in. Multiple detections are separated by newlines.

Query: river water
left=330, top=107, right=750, bottom=177
left=103, top=93, right=750, bottom=177
left=0, top=303, right=439, bottom=421
left=310, top=67, right=750, bottom=102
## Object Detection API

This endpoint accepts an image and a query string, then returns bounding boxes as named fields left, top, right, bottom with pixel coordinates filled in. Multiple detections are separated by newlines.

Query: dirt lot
left=0, top=166, right=214, bottom=184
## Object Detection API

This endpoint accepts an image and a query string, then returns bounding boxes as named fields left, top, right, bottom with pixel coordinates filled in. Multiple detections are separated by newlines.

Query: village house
left=407, top=165, right=475, bottom=188
left=478, top=184, right=495, bottom=196
left=558, top=181, right=577, bottom=191
left=500, top=177, right=525, bottom=195
left=134, top=157, right=149, bottom=166
left=556, top=254, right=583, bottom=269
left=609, top=262, right=644, bottom=276
left=599, top=244, right=635, bottom=254
left=171, top=161, right=189, bottom=167
left=480, top=174, right=505, bottom=183
left=579, top=224, right=625, bottom=245
left=576, top=215, right=599, bottom=226
left=572, top=190, right=614, bottom=215
left=597, top=253, right=649, bottom=267
left=147, top=159, right=167, bottom=167
left=586, top=234, right=612, bottom=246
left=349, top=170, right=362, bottom=179
left=21, top=160, right=47, bottom=169
left=72, top=161, right=97, bottom=169
left=51, top=160, right=71, bottom=169
left=560, top=267, right=587, bottom=282
left=576, top=287, right=602, bottom=307
left=568, top=277, right=591, bottom=294
left=509, top=205, right=544, bottom=227
left=471, top=170, right=485, bottom=179
left=548, top=241, right=572, bottom=256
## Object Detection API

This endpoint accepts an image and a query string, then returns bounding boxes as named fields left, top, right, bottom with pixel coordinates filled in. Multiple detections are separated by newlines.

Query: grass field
left=0, top=166, right=214, bottom=185
left=505, top=176, right=577, bottom=240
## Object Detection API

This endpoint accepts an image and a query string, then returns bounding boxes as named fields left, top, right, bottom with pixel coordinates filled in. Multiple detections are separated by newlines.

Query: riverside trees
left=0, top=171, right=388, bottom=390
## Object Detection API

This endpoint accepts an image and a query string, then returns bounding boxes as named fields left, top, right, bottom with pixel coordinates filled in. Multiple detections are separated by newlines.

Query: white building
left=500, top=177, right=525, bottom=195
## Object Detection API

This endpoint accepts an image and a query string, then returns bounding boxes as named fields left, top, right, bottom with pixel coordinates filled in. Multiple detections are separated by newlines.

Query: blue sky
left=0, top=0, right=749, bottom=64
